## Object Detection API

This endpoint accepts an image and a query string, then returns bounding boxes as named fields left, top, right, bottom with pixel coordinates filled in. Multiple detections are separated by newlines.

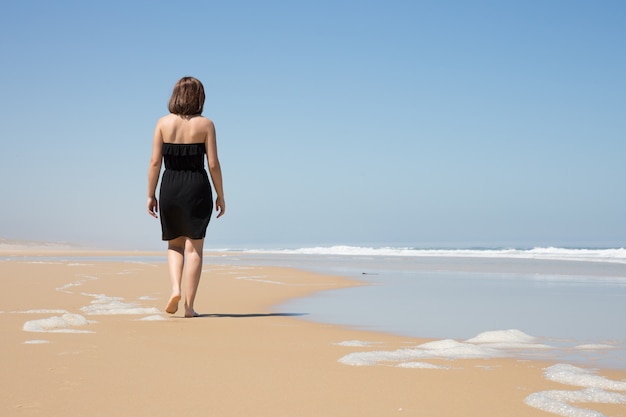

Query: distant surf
left=237, top=246, right=626, bottom=263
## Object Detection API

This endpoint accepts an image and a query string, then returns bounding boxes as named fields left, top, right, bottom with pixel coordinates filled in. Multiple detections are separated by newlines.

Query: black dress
left=159, top=143, right=213, bottom=240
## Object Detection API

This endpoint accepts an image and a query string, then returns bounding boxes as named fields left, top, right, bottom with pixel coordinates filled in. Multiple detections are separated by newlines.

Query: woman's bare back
left=157, top=114, right=214, bottom=144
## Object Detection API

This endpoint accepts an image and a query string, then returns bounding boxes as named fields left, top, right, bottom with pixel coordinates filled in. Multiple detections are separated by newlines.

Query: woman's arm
left=205, top=120, right=225, bottom=218
left=147, top=120, right=163, bottom=218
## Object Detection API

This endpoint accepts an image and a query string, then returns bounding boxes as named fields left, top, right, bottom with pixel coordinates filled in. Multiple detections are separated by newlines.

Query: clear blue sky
left=1, top=1, right=625, bottom=250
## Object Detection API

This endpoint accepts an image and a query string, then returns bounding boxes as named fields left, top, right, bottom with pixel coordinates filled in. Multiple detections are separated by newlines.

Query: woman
left=147, top=76, right=225, bottom=318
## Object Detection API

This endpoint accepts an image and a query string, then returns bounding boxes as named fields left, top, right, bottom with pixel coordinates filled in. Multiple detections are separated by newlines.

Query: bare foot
left=165, top=295, right=181, bottom=314
left=184, top=310, right=199, bottom=318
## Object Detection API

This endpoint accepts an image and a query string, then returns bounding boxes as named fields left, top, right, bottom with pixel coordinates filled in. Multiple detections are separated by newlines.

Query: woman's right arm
left=147, top=120, right=163, bottom=218
left=205, top=120, right=225, bottom=218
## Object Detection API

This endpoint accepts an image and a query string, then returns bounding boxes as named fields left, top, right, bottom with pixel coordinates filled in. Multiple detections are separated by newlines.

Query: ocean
left=209, top=246, right=626, bottom=371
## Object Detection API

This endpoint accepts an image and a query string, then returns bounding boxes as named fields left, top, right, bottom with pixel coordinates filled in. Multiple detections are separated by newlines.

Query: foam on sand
left=235, top=275, right=286, bottom=284
left=465, top=329, right=553, bottom=350
left=137, top=315, right=166, bottom=321
left=396, top=362, right=450, bottom=370
left=338, top=338, right=504, bottom=366
left=23, top=313, right=93, bottom=333
left=525, top=364, right=626, bottom=417
left=338, top=329, right=544, bottom=367
left=80, top=293, right=161, bottom=315
left=55, top=275, right=98, bottom=294
left=544, top=364, right=626, bottom=391
left=11, top=309, right=69, bottom=314
left=138, top=295, right=159, bottom=301
left=574, top=344, right=615, bottom=350
left=337, top=330, right=626, bottom=416
left=335, top=340, right=381, bottom=347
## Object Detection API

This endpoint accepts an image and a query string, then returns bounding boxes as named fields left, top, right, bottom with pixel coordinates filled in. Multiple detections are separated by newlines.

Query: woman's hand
left=147, top=196, right=159, bottom=218
left=215, top=196, right=225, bottom=218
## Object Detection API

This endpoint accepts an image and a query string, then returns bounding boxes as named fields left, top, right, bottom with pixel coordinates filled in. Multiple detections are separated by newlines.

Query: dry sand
left=1, top=249, right=625, bottom=417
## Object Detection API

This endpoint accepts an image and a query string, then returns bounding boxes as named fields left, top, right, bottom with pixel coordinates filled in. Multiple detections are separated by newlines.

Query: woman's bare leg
left=165, top=237, right=185, bottom=314
left=183, top=238, right=204, bottom=317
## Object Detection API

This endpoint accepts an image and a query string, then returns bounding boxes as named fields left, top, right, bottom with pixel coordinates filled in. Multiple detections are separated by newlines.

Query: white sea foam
left=337, top=330, right=572, bottom=368
left=337, top=328, right=625, bottom=373
left=26, top=261, right=63, bottom=265
left=526, top=389, right=626, bottom=417
left=335, top=340, right=380, bottom=347
left=337, top=331, right=626, bottom=415
left=11, top=309, right=69, bottom=314
left=235, top=275, right=285, bottom=284
left=245, top=246, right=626, bottom=264
left=575, top=344, right=616, bottom=350
left=338, top=339, right=504, bottom=366
left=56, top=275, right=98, bottom=293
left=396, top=362, right=449, bottom=369
left=138, top=296, right=159, bottom=301
left=23, top=313, right=92, bottom=333
left=525, top=364, right=626, bottom=417
left=80, top=293, right=161, bottom=315
left=465, top=329, right=537, bottom=344
left=417, top=339, right=504, bottom=358
left=24, top=339, right=51, bottom=344
left=137, top=315, right=166, bottom=321
left=465, top=329, right=553, bottom=350
left=544, top=364, right=626, bottom=391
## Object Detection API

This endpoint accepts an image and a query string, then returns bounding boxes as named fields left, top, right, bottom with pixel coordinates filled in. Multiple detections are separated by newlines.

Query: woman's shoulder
left=158, top=114, right=213, bottom=127
left=192, top=115, right=214, bottom=128
left=156, top=114, right=177, bottom=127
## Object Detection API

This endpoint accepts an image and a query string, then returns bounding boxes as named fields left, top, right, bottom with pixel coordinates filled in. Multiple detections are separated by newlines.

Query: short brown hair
left=168, top=77, right=205, bottom=115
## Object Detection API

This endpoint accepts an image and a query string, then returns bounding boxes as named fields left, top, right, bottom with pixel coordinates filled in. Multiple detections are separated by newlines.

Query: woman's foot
left=184, top=309, right=199, bottom=318
left=165, top=294, right=181, bottom=314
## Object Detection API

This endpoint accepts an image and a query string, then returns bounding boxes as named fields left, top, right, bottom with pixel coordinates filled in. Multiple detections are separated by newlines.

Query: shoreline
left=2, top=250, right=626, bottom=416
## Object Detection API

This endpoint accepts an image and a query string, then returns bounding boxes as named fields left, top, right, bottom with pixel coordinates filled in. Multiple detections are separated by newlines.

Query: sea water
left=209, top=246, right=626, bottom=371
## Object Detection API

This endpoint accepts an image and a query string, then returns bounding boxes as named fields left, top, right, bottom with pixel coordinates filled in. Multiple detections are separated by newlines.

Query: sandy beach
left=1, top=247, right=625, bottom=417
